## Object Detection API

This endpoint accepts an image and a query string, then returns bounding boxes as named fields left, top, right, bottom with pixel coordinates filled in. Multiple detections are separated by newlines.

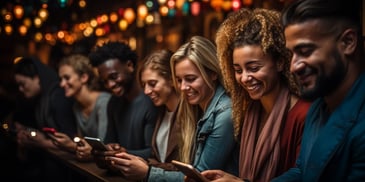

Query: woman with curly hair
left=201, top=8, right=311, bottom=182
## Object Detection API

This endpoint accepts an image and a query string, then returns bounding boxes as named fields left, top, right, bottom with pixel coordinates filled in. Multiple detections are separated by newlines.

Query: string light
left=1, top=0, right=282, bottom=45
left=137, top=5, right=148, bottom=20
left=13, top=5, right=24, bottom=19
left=124, top=8, right=136, bottom=24
left=18, top=25, right=28, bottom=36
left=79, top=0, right=86, bottom=8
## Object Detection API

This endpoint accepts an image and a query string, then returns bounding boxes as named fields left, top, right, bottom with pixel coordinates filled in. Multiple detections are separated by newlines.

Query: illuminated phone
left=42, top=127, right=57, bottom=135
left=171, top=160, right=209, bottom=182
left=84, top=136, right=108, bottom=151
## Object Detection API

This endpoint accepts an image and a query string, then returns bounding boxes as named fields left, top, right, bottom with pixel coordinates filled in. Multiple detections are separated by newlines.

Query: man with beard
left=89, top=42, right=157, bottom=169
left=272, top=0, right=365, bottom=181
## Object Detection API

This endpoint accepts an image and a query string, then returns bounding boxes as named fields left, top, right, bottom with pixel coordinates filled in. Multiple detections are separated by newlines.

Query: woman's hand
left=75, top=138, right=93, bottom=161
left=51, top=132, right=77, bottom=152
left=201, top=170, right=243, bottom=182
left=93, top=143, right=126, bottom=170
left=106, top=152, right=149, bottom=180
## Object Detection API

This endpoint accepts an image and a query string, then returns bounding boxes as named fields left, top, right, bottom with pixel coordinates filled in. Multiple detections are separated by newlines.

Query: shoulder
left=48, top=86, right=73, bottom=106
left=96, top=92, right=112, bottom=105
left=288, top=98, right=311, bottom=120
left=211, top=87, right=232, bottom=113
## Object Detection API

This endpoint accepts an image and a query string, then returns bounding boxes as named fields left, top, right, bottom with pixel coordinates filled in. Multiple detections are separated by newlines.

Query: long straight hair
left=170, top=36, right=223, bottom=163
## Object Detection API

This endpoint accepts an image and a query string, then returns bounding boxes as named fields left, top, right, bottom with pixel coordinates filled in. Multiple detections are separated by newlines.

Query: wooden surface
left=47, top=149, right=134, bottom=182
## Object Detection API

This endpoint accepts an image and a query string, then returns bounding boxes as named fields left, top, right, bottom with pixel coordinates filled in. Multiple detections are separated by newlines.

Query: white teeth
left=246, top=85, right=258, bottom=91
left=186, top=92, right=194, bottom=97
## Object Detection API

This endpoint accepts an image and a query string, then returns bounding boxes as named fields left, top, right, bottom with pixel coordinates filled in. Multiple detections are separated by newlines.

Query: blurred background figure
left=12, top=56, right=77, bottom=181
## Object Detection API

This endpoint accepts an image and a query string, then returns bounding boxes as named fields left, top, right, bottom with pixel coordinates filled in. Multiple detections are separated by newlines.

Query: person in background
left=53, top=54, right=111, bottom=161
left=144, top=36, right=238, bottom=181
left=106, top=49, right=181, bottom=180
left=201, top=8, right=311, bottom=182
left=88, top=41, right=158, bottom=170
left=272, top=0, right=365, bottom=181
left=13, top=56, right=77, bottom=181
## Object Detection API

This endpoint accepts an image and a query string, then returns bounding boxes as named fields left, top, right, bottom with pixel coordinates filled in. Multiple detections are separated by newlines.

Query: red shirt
left=277, top=99, right=311, bottom=176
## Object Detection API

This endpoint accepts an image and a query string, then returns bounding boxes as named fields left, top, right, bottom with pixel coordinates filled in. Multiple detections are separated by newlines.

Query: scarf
left=239, top=88, right=290, bottom=182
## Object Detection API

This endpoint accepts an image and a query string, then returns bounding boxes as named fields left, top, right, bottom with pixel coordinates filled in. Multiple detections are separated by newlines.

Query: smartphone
left=84, top=136, right=108, bottom=151
left=42, top=127, right=57, bottom=135
left=171, top=160, right=209, bottom=182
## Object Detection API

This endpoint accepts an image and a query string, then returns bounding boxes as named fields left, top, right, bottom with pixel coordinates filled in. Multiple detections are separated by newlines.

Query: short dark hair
left=89, top=41, right=138, bottom=68
left=14, top=57, right=38, bottom=78
left=282, top=0, right=361, bottom=28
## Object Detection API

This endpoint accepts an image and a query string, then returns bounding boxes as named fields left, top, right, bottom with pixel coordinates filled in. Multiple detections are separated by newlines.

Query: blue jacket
left=148, top=85, right=238, bottom=181
left=272, top=73, right=365, bottom=182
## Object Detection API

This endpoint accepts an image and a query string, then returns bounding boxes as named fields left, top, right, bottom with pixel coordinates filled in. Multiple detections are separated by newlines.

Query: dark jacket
left=272, top=73, right=365, bottom=182
left=148, top=106, right=180, bottom=170
left=32, top=58, right=76, bottom=137
left=105, top=92, right=158, bottom=159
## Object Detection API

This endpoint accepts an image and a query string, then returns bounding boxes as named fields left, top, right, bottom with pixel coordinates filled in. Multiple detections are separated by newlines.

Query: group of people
left=8, top=0, right=365, bottom=181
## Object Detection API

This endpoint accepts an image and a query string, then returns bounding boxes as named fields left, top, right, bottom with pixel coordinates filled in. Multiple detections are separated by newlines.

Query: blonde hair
left=59, top=54, right=100, bottom=90
left=215, top=8, right=299, bottom=138
left=170, top=36, right=222, bottom=163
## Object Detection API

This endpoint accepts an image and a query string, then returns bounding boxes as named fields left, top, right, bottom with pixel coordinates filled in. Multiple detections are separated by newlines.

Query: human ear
left=80, top=73, right=89, bottom=84
left=126, top=60, right=135, bottom=73
left=340, top=28, right=357, bottom=55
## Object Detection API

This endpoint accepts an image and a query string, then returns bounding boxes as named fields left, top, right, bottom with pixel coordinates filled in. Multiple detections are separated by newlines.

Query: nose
left=290, top=54, right=305, bottom=74
left=290, top=53, right=298, bottom=73
left=180, top=81, right=190, bottom=91
left=144, top=85, right=152, bottom=95
left=239, top=71, right=252, bottom=84
left=59, top=79, right=66, bottom=88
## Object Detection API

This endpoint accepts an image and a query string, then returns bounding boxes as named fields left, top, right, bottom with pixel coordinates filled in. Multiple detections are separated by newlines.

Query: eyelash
left=234, top=67, right=259, bottom=74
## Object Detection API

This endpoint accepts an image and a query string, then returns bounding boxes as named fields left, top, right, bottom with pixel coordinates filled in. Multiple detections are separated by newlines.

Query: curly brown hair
left=216, top=8, right=299, bottom=138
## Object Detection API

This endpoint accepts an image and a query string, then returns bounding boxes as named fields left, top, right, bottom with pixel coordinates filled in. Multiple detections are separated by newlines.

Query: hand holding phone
left=171, top=160, right=209, bottom=182
left=73, top=136, right=84, bottom=146
left=42, top=127, right=57, bottom=135
left=84, top=136, right=108, bottom=151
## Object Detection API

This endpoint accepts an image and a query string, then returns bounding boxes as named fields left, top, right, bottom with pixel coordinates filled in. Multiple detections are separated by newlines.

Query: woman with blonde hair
left=202, top=8, right=311, bottom=182
left=144, top=36, right=237, bottom=181
left=54, top=54, right=111, bottom=161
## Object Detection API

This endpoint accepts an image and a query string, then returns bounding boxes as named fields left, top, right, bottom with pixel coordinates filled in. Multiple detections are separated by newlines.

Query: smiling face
left=141, top=67, right=174, bottom=107
left=285, top=20, right=346, bottom=100
left=97, top=59, right=134, bottom=97
left=59, top=64, right=85, bottom=98
left=233, top=45, right=282, bottom=101
left=15, top=74, right=41, bottom=98
left=174, top=59, right=214, bottom=108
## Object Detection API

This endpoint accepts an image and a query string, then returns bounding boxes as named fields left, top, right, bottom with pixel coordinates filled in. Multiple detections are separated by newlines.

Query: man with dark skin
left=89, top=42, right=157, bottom=170
left=271, top=0, right=365, bottom=181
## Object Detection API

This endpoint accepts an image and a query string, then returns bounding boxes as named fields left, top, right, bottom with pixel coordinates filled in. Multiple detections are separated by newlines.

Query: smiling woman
left=142, top=36, right=238, bottom=181
left=200, top=8, right=312, bottom=182
left=56, top=54, right=112, bottom=161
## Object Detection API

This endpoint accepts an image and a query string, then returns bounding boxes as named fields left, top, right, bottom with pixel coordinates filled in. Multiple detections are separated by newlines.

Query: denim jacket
left=147, top=85, right=238, bottom=181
